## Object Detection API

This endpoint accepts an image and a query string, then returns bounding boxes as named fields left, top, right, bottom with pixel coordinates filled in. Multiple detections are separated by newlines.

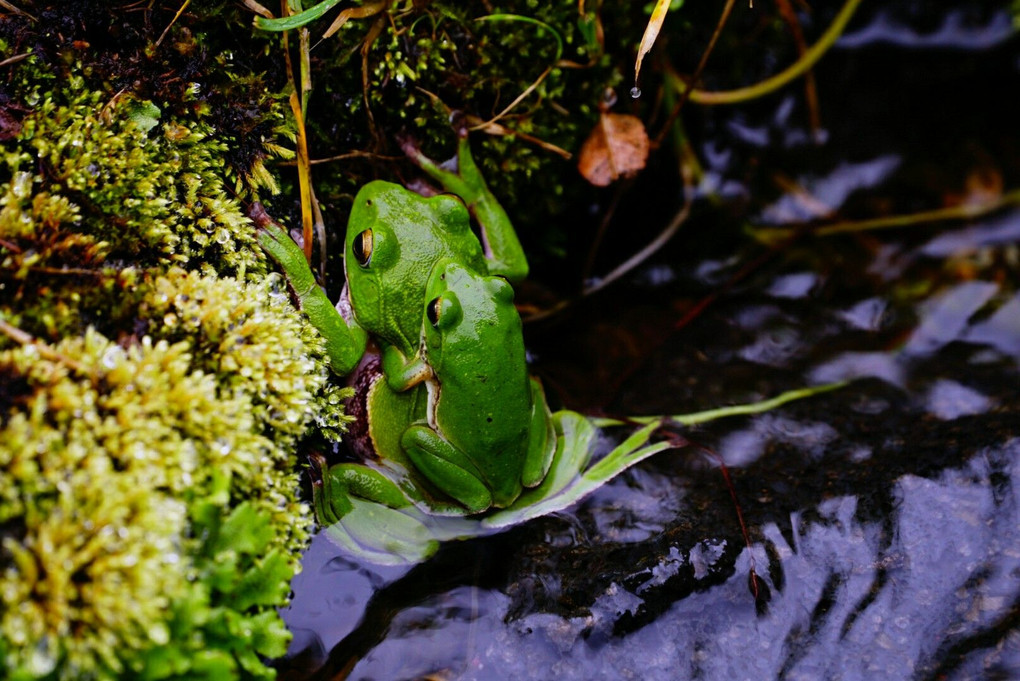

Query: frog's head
left=422, top=259, right=515, bottom=373
left=345, top=181, right=486, bottom=354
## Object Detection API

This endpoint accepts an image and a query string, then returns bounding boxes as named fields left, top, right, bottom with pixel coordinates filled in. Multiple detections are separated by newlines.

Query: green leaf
left=231, top=550, right=293, bottom=610
left=127, top=99, right=161, bottom=133
left=216, top=502, right=274, bottom=555
left=250, top=609, right=293, bottom=660
left=186, top=649, right=240, bottom=680
left=254, top=0, right=344, bottom=32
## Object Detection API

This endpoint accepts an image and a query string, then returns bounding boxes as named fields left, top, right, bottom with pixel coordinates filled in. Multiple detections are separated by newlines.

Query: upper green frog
left=397, top=259, right=555, bottom=512
left=258, top=136, right=529, bottom=384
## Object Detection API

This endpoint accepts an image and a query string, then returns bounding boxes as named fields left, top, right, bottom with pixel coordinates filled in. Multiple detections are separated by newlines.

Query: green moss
left=0, top=328, right=289, bottom=678
left=0, top=43, right=349, bottom=681
left=0, top=270, right=350, bottom=679
left=14, top=84, right=262, bottom=277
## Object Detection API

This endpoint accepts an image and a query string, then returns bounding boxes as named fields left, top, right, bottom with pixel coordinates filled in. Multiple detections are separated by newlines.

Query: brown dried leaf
left=577, top=112, right=650, bottom=187
left=634, top=0, right=671, bottom=88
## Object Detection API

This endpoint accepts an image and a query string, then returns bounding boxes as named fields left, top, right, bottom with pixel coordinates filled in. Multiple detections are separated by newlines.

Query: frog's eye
left=427, top=295, right=461, bottom=329
left=352, top=229, right=373, bottom=267
left=427, top=297, right=442, bottom=327
left=488, top=275, right=515, bottom=303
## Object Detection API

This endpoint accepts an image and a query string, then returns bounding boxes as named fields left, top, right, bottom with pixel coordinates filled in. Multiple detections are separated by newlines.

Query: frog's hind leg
left=309, top=455, right=412, bottom=525
left=402, top=134, right=528, bottom=282
left=401, top=425, right=493, bottom=513
left=521, top=377, right=557, bottom=488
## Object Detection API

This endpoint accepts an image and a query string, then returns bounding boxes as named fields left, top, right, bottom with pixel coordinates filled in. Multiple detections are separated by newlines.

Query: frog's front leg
left=381, top=343, right=433, bottom=392
left=400, top=425, right=493, bottom=514
left=257, top=221, right=367, bottom=375
left=402, top=134, right=529, bottom=282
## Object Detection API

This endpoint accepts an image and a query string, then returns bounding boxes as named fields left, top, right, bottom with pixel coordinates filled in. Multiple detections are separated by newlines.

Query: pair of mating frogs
left=259, top=137, right=672, bottom=564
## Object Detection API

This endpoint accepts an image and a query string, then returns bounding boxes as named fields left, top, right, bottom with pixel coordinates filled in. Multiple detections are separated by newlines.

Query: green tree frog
left=315, top=259, right=557, bottom=515
left=257, top=135, right=529, bottom=385
left=399, top=259, right=557, bottom=512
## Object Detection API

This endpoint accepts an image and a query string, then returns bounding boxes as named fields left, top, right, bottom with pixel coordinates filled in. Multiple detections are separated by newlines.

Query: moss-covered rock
left=0, top=42, right=346, bottom=681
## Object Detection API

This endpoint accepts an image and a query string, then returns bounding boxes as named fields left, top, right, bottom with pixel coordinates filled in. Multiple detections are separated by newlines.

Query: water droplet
left=148, top=622, right=171, bottom=645
left=101, top=346, right=121, bottom=369
left=630, top=87, right=642, bottom=99
left=28, top=646, right=57, bottom=675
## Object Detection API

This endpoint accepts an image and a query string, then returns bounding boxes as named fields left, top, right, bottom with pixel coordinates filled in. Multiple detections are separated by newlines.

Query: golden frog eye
left=352, top=229, right=373, bottom=267
left=427, top=297, right=442, bottom=327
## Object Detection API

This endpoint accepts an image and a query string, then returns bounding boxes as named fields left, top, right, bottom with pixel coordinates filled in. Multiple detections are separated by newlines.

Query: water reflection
left=838, top=8, right=1015, bottom=49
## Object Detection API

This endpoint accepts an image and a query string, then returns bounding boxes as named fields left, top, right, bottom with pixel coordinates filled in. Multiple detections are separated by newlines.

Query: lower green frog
left=401, top=259, right=557, bottom=512
left=315, top=259, right=557, bottom=515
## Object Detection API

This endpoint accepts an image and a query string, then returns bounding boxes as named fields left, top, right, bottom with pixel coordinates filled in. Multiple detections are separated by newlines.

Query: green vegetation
left=262, top=1, right=629, bottom=242
left=0, top=43, right=347, bottom=680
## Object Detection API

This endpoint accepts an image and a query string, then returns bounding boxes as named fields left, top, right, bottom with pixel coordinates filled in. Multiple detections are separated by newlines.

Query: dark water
left=279, top=5, right=1020, bottom=680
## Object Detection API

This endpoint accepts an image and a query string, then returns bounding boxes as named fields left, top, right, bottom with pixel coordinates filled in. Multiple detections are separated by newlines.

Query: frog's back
left=432, top=286, right=532, bottom=448
left=435, top=350, right=532, bottom=507
left=427, top=264, right=532, bottom=499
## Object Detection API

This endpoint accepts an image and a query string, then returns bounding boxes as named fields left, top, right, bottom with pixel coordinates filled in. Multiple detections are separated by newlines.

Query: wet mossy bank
left=0, top=12, right=348, bottom=681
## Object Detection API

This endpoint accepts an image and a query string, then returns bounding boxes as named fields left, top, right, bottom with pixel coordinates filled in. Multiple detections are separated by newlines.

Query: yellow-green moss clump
left=8, top=73, right=264, bottom=278
left=1, top=53, right=347, bottom=679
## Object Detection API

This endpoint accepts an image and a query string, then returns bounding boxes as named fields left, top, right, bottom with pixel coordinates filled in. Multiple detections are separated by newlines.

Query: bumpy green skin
left=346, top=180, right=486, bottom=385
left=400, top=261, right=553, bottom=512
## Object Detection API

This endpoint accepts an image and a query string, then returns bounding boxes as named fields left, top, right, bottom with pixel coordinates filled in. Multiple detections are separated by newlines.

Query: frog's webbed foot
left=381, top=344, right=434, bottom=392
left=254, top=214, right=314, bottom=290
left=399, top=130, right=529, bottom=282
